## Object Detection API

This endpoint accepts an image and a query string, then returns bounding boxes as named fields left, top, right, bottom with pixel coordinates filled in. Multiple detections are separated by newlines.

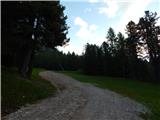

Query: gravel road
left=3, top=71, right=148, bottom=120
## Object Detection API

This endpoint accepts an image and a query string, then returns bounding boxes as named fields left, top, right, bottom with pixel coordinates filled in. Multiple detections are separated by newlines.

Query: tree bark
left=20, top=47, right=32, bottom=78
left=26, top=48, right=35, bottom=79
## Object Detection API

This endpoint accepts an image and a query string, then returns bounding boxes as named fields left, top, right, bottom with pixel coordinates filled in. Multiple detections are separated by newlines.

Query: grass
left=1, top=67, right=56, bottom=116
left=60, top=71, right=160, bottom=120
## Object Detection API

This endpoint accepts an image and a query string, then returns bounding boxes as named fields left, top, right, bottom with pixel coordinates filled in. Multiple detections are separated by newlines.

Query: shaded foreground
left=1, top=68, right=56, bottom=116
left=4, top=71, right=148, bottom=120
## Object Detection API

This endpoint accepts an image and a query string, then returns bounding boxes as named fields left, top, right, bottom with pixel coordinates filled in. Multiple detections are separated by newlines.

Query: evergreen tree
left=116, top=32, right=128, bottom=77
left=2, top=1, right=69, bottom=78
left=106, top=27, right=118, bottom=56
left=100, top=42, right=111, bottom=75
left=125, top=21, right=139, bottom=78
left=83, top=44, right=99, bottom=74
left=137, top=11, right=160, bottom=81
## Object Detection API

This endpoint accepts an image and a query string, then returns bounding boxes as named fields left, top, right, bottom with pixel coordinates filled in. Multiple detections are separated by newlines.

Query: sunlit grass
left=60, top=71, right=160, bottom=120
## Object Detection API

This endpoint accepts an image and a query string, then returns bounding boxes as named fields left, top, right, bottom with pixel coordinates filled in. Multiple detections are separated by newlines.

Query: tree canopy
left=83, top=11, right=160, bottom=82
left=2, top=1, right=69, bottom=78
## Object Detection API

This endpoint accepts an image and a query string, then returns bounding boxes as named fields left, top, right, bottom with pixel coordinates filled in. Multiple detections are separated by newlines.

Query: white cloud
left=89, top=0, right=99, bottom=3
left=89, top=24, right=98, bottom=31
left=64, top=17, right=105, bottom=55
left=74, top=17, right=98, bottom=39
left=57, top=34, right=106, bottom=55
left=57, top=44, right=83, bottom=55
left=74, top=17, right=88, bottom=28
left=98, top=0, right=119, bottom=18
left=115, top=0, right=152, bottom=35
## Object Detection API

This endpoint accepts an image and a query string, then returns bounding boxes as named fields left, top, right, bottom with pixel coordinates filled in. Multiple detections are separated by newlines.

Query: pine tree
left=138, top=11, right=160, bottom=81
left=2, top=1, right=69, bottom=78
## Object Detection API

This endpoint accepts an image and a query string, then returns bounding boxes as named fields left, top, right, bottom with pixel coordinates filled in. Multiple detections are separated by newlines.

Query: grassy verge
left=60, top=71, right=160, bottom=120
left=1, top=67, right=56, bottom=116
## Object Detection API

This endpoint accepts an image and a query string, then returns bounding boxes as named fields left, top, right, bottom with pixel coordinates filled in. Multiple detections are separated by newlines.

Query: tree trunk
left=19, top=47, right=33, bottom=78
left=26, top=48, right=35, bottom=79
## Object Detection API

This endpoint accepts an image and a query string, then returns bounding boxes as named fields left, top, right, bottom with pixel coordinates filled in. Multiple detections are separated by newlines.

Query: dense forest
left=34, top=11, right=160, bottom=82
left=33, top=48, right=82, bottom=71
left=2, top=1, right=69, bottom=78
left=83, top=11, right=160, bottom=82
left=2, top=2, right=160, bottom=82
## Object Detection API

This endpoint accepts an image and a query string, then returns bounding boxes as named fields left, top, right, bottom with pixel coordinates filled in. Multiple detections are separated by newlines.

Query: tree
left=82, top=11, right=160, bottom=82
left=116, top=32, right=128, bottom=77
left=137, top=11, right=160, bottom=81
left=100, top=42, right=111, bottom=75
left=33, top=49, right=82, bottom=71
left=2, top=1, right=69, bottom=78
left=83, top=43, right=101, bottom=75
left=106, top=27, right=118, bottom=56
left=125, top=21, right=139, bottom=78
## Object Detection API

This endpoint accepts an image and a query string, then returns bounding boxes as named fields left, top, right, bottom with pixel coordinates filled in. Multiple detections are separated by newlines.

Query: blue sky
left=57, top=0, right=160, bottom=55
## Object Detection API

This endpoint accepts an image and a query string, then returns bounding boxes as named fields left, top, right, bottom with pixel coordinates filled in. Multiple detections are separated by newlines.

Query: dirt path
left=3, top=71, right=148, bottom=120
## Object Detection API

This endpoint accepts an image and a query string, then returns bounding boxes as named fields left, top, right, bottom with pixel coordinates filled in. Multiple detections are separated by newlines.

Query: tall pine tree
left=2, top=1, right=69, bottom=78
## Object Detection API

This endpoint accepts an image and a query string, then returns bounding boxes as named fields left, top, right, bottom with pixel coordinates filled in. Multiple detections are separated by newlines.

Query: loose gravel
left=3, top=71, right=148, bottom=120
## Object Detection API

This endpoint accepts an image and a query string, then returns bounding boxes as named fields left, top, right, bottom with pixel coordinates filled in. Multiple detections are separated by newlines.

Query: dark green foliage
left=34, top=48, right=82, bottom=71
left=125, top=21, right=139, bottom=78
left=83, top=28, right=128, bottom=77
left=100, top=42, right=112, bottom=75
left=83, top=11, right=160, bottom=82
left=116, top=32, right=128, bottom=77
left=106, top=27, right=118, bottom=56
left=83, top=44, right=101, bottom=74
left=137, top=11, right=160, bottom=82
left=2, top=1, right=69, bottom=78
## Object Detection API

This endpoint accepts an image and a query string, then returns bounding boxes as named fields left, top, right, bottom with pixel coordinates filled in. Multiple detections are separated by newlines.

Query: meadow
left=60, top=71, right=160, bottom=120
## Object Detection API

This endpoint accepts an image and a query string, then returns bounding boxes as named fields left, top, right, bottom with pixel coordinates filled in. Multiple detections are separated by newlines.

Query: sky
left=57, top=0, right=160, bottom=55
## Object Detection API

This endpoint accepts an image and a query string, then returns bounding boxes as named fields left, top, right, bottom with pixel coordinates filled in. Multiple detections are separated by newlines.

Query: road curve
left=3, top=71, right=148, bottom=120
